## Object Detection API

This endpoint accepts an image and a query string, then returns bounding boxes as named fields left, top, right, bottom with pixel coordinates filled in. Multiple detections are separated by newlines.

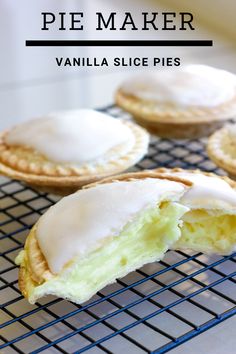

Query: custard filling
left=18, top=201, right=186, bottom=303
left=175, top=209, right=236, bottom=254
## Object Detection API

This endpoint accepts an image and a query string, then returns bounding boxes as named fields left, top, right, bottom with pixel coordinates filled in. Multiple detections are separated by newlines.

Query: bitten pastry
left=154, top=168, right=236, bottom=253
left=16, top=169, right=236, bottom=305
left=115, top=65, right=236, bottom=139
left=0, top=109, right=149, bottom=194
left=208, top=124, right=236, bottom=180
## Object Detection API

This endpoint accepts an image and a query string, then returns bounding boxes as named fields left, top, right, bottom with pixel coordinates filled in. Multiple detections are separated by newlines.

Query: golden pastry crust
left=0, top=120, right=149, bottom=195
left=18, top=168, right=236, bottom=302
left=154, top=167, right=236, bottom=189
left=115, top=89, right=236, bottom=139
left=207, top=127, right=236, bottom=180
left=87, top=167, right=236, bottom=190
left=18, top=226, right=51, bottom=300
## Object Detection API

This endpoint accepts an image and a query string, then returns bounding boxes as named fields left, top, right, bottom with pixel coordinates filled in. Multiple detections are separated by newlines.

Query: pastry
left=207, top=124, right=236, bottom=179
left=0, top=109, right=149, bottom=194
left=16, top=168, right=236, bottom=305
left=115, top=65, right=236, bottom=139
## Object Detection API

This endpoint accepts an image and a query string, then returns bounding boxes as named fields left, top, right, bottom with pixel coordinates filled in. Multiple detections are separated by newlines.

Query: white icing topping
left=121, top=65, right=236, bottom=107
left=5, top=109, right=134, bottom=165
left=36, top=178, right=186, bottom=274
left=175, top=172, right=236, bottom=210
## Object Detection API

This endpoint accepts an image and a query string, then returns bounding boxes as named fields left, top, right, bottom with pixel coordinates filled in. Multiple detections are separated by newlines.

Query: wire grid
left=0, top=105, right=236, bottom=354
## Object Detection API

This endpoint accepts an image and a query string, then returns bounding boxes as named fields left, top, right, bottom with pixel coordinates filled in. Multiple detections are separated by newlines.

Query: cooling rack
left=0, top=105, right=236, bottom=354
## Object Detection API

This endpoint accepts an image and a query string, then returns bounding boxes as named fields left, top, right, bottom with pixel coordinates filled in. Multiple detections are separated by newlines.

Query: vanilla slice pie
left=16, top=168, right=236, bottom=305
left=208, top=124, right=236, bottom=179
left=115, top=65, right=236, bottom=139
left=0, top=109, right=149, bottom=194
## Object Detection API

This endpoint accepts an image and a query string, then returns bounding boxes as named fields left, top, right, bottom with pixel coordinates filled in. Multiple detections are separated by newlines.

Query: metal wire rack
left=0, top=105, right=236, bottom=354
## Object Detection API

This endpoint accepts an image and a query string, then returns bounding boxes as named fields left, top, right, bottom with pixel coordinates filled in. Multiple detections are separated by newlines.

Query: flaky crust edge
left=115, top=89, right=236, bottom=124
left=207, top=127, right=236, bottom=178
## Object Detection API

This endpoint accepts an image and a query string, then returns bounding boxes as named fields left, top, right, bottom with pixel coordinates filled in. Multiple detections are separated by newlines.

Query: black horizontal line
left=25, top=39, right=213, bottom=47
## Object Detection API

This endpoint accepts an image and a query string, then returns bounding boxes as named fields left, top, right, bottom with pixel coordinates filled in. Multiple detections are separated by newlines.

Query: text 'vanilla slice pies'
left=115, top=65, right=236, bottom=139
left=16, top=168, right=236, bottom=305
left=0, top=109, right=149, bottom=194
left=208, top=124, right=236, bottom=179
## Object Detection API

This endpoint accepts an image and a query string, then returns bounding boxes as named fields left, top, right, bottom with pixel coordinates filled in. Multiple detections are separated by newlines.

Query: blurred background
left=0, top=0, right=236, bottom=129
